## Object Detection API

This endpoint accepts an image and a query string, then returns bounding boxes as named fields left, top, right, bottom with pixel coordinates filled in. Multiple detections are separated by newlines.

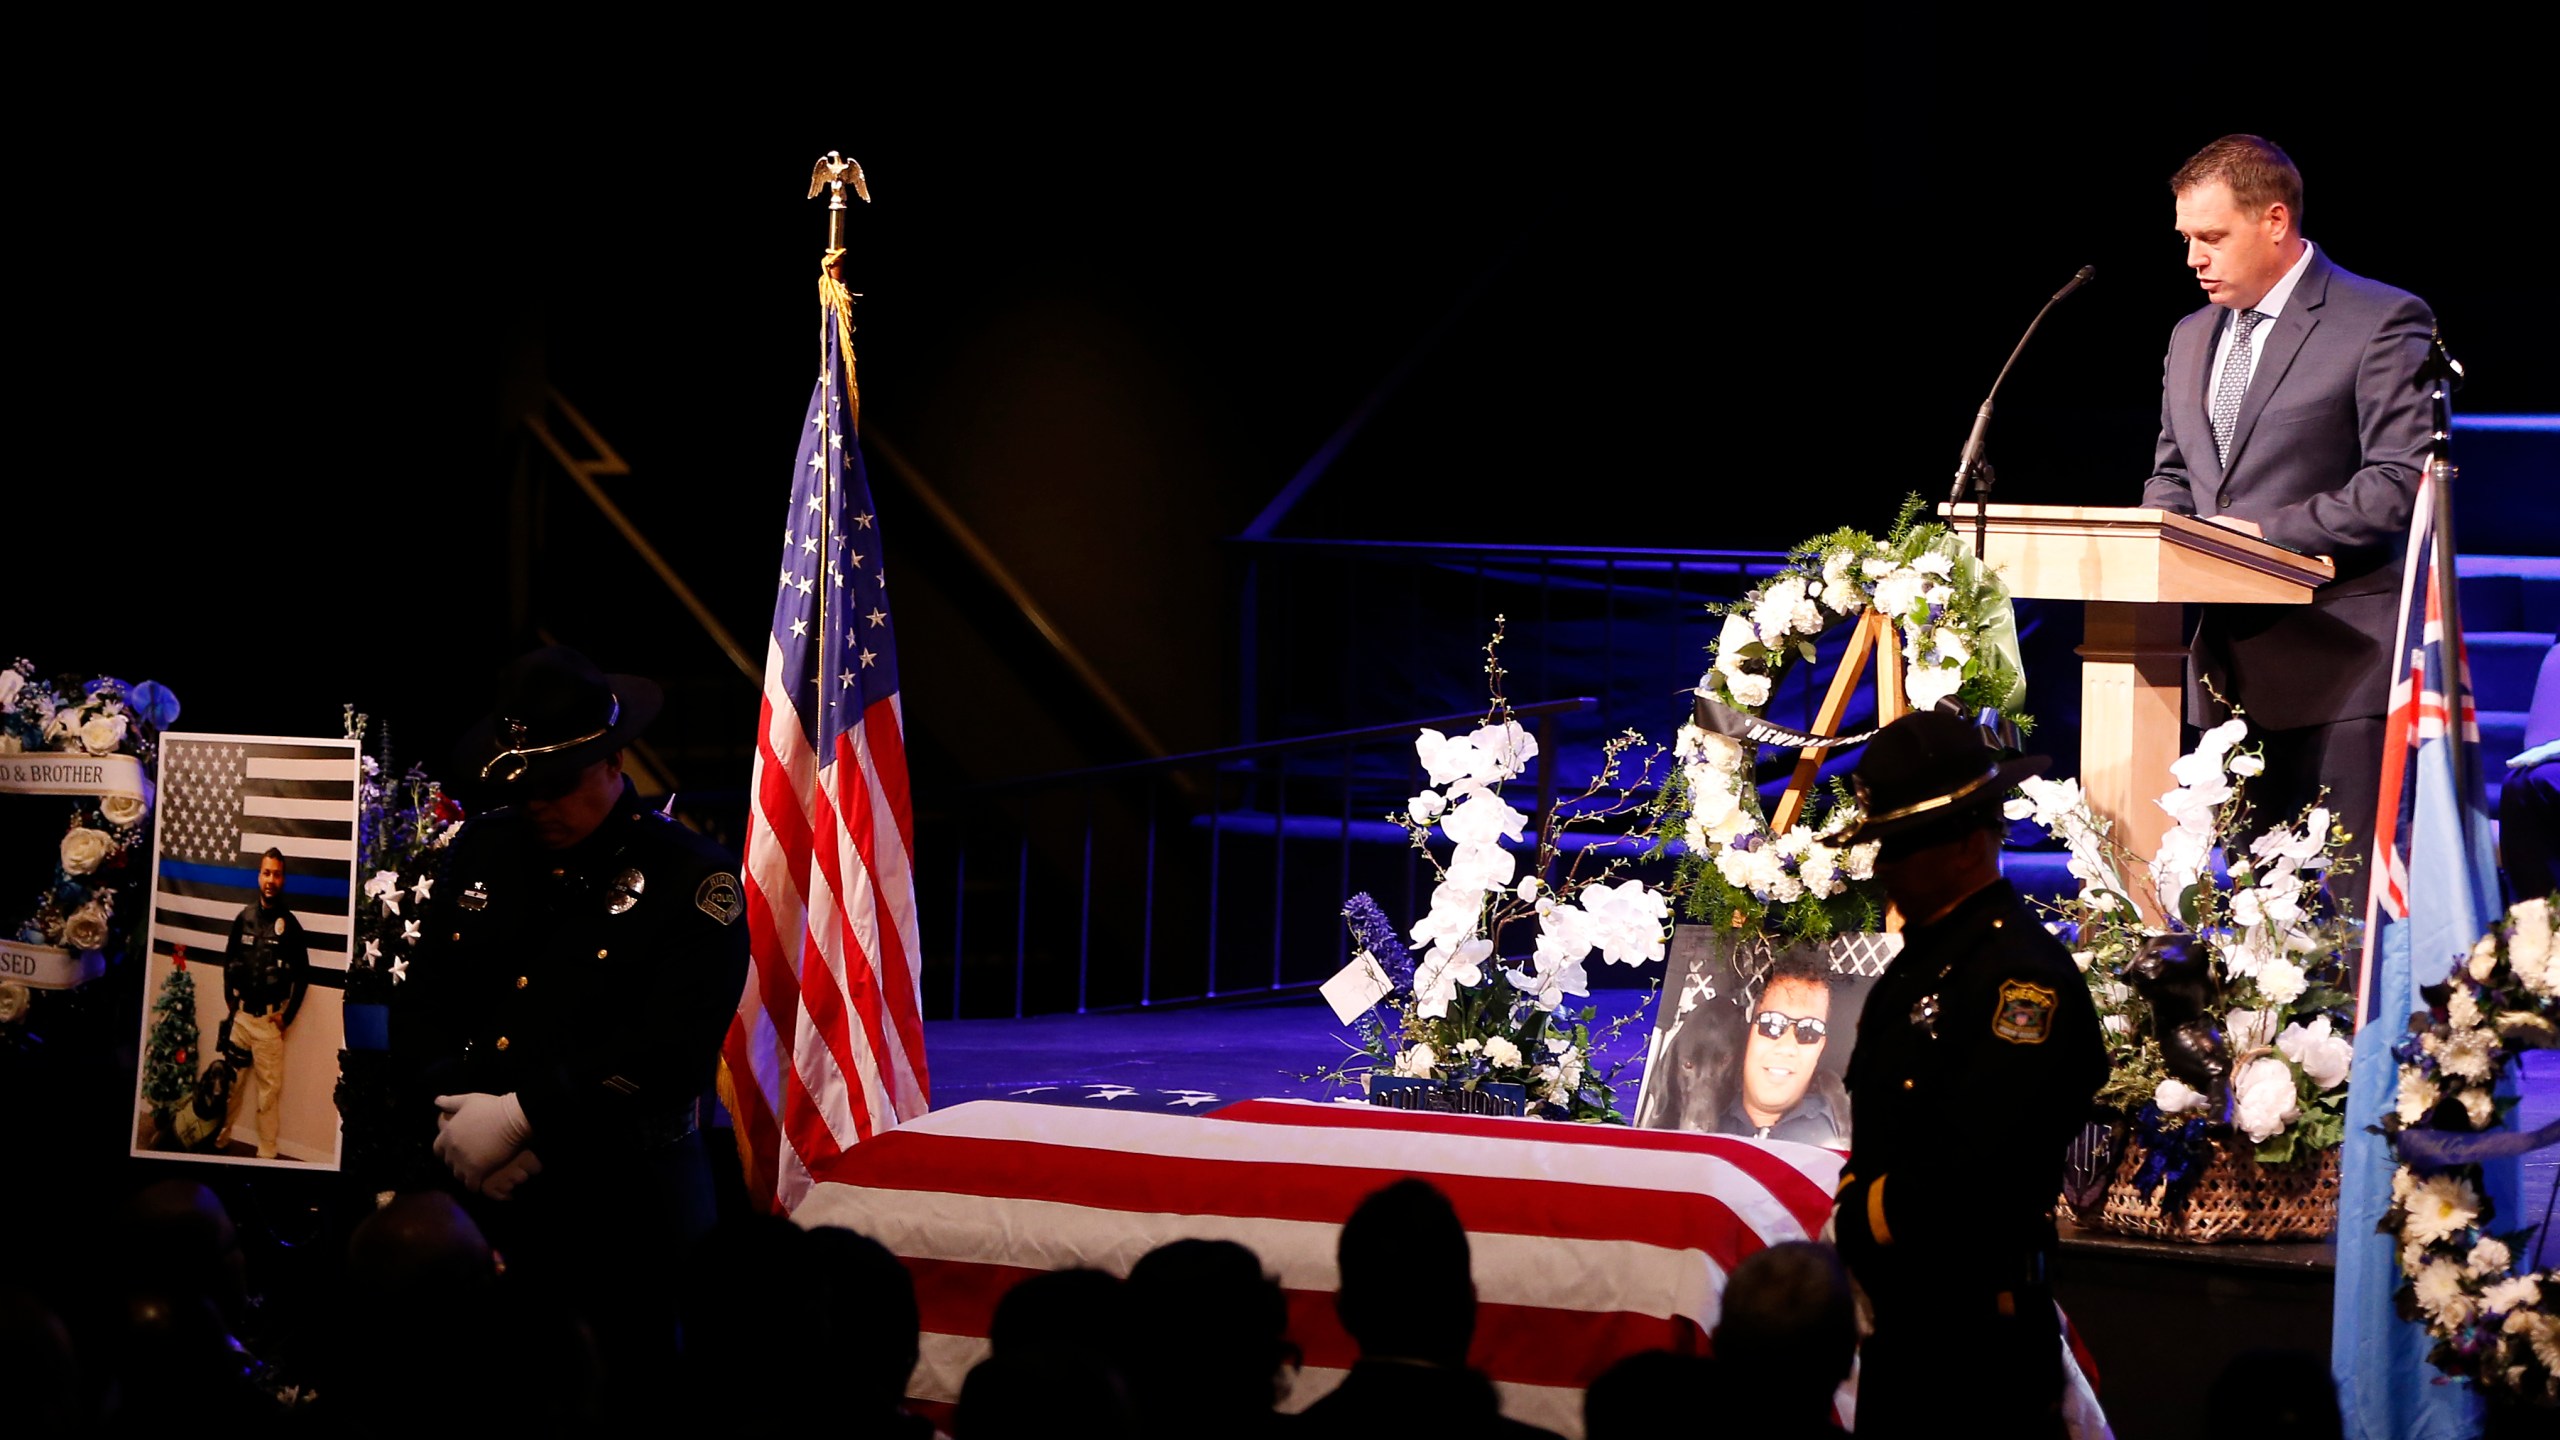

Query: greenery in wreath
left=1658, top=496, right=2031, bottom=944
left=2379, top=894, right=2559, bottom=1406
left=1317, top=620, right=1674, bottom=1123
left=0, top=661, right=178, bottom=1038
left=2009, top=715, right=2360, bottom=1203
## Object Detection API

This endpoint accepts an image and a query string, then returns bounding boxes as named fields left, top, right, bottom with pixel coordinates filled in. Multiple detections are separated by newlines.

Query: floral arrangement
left=2379, top=894, right=2559, bottom=1406
left=0, top=662, right=178, bottom=1031
left=2009, top=716, right=2359, bottom=1178
left=1663, top=497, right=2029, bottom=943
left=343, top=707, right=466, bottom=994
left=1319, top=621, right=1674, bottom=1123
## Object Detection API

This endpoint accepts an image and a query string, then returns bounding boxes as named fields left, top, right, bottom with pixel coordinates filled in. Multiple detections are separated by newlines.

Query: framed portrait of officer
left=1631, top=926, right=1896, bottom=1146
left=129, top=733, right=360, bottom=1168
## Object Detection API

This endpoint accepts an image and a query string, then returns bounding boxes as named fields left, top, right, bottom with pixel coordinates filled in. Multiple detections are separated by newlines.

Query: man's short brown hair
left=2172, top=134, right=2304, bottom=226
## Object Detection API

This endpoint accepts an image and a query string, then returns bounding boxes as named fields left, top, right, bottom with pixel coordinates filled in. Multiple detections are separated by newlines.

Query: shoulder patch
left=1991, top=979, right=2057, bottom=1045
left=696, top=873, right=744, bottom=926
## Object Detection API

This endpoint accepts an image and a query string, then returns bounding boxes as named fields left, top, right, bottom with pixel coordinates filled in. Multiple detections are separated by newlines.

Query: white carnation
left=2254, top=956, right=2308, bottom=1006
left=2467, top=1237, right=2513, bottom=1277
left=1725, top=672, right=1772, bottom=708
left=1483, top=1035, right=1523, bottom=1068
left=2480, top=1274, right=2543, bottom=1316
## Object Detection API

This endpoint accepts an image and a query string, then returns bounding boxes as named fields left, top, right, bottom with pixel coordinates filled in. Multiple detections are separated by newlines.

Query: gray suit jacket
left=2140, top=248, right=2435, bottom=730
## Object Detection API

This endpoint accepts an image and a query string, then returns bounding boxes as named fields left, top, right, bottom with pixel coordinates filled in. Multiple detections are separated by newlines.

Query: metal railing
left=925, top=697, right=1598, bottom=1019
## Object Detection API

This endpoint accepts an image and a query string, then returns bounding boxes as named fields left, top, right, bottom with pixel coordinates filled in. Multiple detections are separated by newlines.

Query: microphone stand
left=1950, top=265, right=2095, bottom=559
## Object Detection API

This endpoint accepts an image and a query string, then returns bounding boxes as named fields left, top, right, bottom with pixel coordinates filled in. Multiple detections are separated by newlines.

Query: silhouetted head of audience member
left=1712, top=1240, right=1856, bottom=1427
left=345, top=1191, right=496, bottom=1304
left=804, top=1225, right=924, bottom=1416
left=2, top=1287, right=81, bottom=1431
left=683, top=1219, right=926, bottom=1434
left=2207, top=1348, right=2341, bottom=1440
left=337, top=1191, right=598, bottom=1428
left=991, top=1266, right=1129, bottom=1366
left=1337, top=1177, right=1475, bottom=1367
left=957, top=1350, right=1135, bottom=1440
left=1584, top=1349, right=1722, bottom=1440
left=115, top=1179, right=246, bottom=1321
left=1121, top=1239, right=1294, bottom=1435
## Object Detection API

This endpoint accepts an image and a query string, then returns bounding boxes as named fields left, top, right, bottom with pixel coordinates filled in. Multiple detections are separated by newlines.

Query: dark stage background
left=17, top=19, right=2550, bottom=805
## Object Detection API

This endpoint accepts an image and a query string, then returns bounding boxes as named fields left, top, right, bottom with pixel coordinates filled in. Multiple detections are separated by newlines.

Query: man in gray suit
left=2140, top=134, right=2435, bottom=914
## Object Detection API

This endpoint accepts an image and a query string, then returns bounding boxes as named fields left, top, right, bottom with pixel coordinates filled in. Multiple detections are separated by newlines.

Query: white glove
left=483, top=1149, right=543, bottom=1201
left=432, top=1091, right=531, bottom=1193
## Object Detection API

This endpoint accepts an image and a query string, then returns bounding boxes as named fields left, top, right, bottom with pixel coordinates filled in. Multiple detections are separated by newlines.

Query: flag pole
left=2423, top=328, right=2467, bottom=805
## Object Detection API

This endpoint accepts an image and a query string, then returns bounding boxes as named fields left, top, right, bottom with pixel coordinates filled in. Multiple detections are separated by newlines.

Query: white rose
left=1715, top=613, right=1759, bottom=670
left=1396, top=1042, right=1438, bottom=1077
left=2232, top=1056, right=2301, bottom=1143
left=59, top=826, right=114, bottom=876
left=100, top=791, right=149, bottom=826
left=79, top=712, right=129, bottom=754
left=2155, top=1078, right=2204, bottom=1114
left=1483, top=1036, right=1523, bottom=1068
left=0, top=670, right=21, bottom=707
left=61, top=902, right=110, bottom=952
left=2276, top=1016, right=2353, bottom=1090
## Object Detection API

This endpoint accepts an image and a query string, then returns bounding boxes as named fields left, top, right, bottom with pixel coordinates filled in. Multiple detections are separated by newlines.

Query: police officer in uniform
left=1827, top=711, right=2107, bottom=1438
left=221, top=848, right=309, bottom=1158
left=395, top=646, right=750, bottom=1391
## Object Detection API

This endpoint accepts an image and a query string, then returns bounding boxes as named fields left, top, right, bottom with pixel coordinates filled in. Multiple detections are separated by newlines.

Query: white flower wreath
left=1668, top=503, right=2029, bottom=942
left=2381, top=894, right=2560, bottom=1405
left=0, top=662, right=173, bottom=1018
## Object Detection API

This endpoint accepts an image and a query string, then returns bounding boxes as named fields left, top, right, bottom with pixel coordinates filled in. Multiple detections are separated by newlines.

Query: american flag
left=148, top=733, right=359, bottom=968
left=723, top=279, right=928, bottom=1214
left=794, top=1098, right=2107, bottom=1438
left=2332, top=473, right=2504, bottom=1440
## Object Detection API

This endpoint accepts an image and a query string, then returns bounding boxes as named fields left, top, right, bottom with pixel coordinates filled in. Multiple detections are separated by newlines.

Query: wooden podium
left=1940, top=504, right=2335, bottom=874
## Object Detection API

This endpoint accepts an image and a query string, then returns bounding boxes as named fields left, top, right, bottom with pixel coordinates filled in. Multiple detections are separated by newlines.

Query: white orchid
left=1580, top=878, right=1669, bottom=966
left=1467, top=720, right=1539, bottom=780
left=1412, top=936, right=1492, bottom=1019
left=1414, top=728, right=1486, bottom=786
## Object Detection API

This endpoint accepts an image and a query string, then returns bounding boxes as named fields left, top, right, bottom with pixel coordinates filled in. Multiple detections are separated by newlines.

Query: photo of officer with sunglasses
left=1717, top=952, right=1849, bottom=1144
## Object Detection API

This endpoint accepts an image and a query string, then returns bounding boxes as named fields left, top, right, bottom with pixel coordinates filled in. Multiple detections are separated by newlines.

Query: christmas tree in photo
left=141, top=952, right=201, bottom=1136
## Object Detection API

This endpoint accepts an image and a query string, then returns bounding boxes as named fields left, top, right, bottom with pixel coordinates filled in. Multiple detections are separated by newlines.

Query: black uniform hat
left=1836, top=708, right=2047, bottom=847
left=457, top=646, right=662, bottom=795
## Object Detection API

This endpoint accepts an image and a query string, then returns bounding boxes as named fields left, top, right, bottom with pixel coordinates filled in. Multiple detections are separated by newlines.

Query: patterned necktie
left=2211, top=308, right=2268, bottom=464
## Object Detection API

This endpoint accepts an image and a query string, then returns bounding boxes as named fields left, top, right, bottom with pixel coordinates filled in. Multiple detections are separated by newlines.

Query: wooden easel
left=1767, top=608, right=1909, bottom=834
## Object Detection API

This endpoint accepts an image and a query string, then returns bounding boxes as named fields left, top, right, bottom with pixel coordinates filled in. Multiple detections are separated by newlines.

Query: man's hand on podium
left=2206, top=515, right=2265, bottom=538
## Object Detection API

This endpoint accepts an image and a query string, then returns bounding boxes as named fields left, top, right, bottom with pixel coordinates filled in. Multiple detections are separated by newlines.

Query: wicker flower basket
left=2064, top=1139, right=2341, bottom=1244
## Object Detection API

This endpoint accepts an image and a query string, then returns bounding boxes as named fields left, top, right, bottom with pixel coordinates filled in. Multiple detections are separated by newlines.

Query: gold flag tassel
left=809, top=150, right=871, bottom=431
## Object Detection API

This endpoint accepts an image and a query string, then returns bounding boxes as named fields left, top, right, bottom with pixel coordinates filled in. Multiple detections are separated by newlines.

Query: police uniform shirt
left=1833, top=878, right=2107, bottom=1290
left=224, top=901, right=309, bottom=1025
left=396, top=780, right=750, bottom=1166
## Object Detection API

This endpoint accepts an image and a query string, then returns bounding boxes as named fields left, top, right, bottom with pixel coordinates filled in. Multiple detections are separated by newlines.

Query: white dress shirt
left=2209, top=240, right=2317, bottom=413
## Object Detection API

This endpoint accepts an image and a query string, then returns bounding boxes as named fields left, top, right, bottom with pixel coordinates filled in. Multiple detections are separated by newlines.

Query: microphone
left=1949, top=264, right=2098, bottom=505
